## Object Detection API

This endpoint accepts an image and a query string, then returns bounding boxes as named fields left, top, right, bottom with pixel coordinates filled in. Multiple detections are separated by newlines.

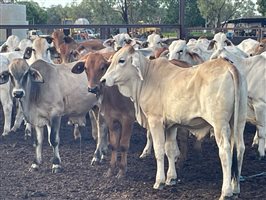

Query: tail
left=227, top=60, right=241, bottom=180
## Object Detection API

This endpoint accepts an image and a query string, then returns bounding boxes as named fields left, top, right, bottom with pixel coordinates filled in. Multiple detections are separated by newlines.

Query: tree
left=185, top=0, right=205, bottom=27
left=16, top=1, right=47, bottom=24
left=197, top=0, right=250, bottom=28
left=46, top=5, right=65, bottom=24
left=257, top=0, right=266, bottom=16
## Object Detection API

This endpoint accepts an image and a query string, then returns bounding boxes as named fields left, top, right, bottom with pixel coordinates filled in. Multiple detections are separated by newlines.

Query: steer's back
left=142, top=58, right=239, bottom=127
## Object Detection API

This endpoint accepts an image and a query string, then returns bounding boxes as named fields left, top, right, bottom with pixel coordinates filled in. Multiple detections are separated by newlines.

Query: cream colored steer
left=100, top=45, right=247, bottom=200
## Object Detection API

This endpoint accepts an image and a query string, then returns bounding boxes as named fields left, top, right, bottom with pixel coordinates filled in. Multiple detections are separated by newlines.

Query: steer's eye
left=118, top=59, right=125, bottom=64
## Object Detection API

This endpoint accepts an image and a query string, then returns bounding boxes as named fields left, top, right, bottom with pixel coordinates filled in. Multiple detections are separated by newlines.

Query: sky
left=32, top=0, right=81, bottom=8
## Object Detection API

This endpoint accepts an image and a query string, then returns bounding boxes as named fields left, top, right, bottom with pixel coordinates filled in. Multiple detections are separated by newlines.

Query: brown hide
left=253, top=38, right=266, bottom=55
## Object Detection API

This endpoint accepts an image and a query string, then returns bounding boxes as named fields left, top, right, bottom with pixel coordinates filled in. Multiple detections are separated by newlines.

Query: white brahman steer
left=16, top=39, right=33, bottom=52
left=211, top=48, right=266, bottom=157
left=0, top=55, right=15, bottom=136
left=0, top=52, right=26, bottom=136
left=0, top=35, right=20, bottom=52
left=0, top=59, right=98, bottom=172
left=252, top=38, right=266, bottom=55
left=237, top=38, right=259, bottom=56
left=208, top=32, right=249, bottom=59
left=100, top=45, right=247, bottom=200
left=103, top=33, right=133, bottom=51
left=23, top=36, right=59, bottom=65
left=168, top=40, right=204, bottom=65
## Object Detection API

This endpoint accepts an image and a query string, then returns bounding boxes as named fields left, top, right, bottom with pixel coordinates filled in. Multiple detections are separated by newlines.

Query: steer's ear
left=29, top=68, right=44, bottom=83
left=44, top=36, right=53, bottom=44
left=0, top=44, right=8, bottom=53
left=23, top=47, right=33, bottom=59
left=71, top=61, right=85, bottom=74
left=207, top=40, right=216, bottom=50
left=225, top=39, right=233, bottom=46
left=0, top=70, right=10, bottom=85
left=132, top=52, right=143, bottom=81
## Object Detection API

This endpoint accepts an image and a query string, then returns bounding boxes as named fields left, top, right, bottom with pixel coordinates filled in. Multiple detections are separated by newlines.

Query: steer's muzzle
left=88, top=86, right=99, bottom=95
left=13, top=90, right=24, bottom=99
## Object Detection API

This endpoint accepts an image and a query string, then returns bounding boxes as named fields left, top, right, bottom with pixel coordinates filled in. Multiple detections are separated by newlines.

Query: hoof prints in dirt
left=0, top=110, right=265, bottom=199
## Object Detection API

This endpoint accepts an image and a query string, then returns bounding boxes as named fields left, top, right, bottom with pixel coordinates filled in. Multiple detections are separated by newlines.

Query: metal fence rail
left=0, top=24, right=181, bottom=40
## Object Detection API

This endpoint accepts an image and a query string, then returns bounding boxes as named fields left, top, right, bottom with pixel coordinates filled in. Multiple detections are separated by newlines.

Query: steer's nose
left=13, top=90, right=24, bottom=99
left=88, top=86, right=99, bottom=94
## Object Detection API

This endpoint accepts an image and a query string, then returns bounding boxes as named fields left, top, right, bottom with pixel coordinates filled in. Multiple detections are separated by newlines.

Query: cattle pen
left=0, top=23, right=265, bottom=44
left=1, top=23, right=266, bottom=200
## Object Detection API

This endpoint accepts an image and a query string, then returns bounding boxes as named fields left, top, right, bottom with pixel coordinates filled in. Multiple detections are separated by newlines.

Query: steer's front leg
left=148, top=116, right=165, bottom=190
left=30, top=126, right=44, bottom=171
left=47, top=117, right=62, bottom=173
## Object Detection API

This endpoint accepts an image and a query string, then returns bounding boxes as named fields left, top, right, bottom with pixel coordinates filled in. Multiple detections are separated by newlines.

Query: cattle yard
left=0, top=23, right=266, bottom=200
left=0, top=109, right=265, bottom=199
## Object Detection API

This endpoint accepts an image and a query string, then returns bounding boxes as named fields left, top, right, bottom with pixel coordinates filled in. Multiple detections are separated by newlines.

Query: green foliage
left=17, top=1, right=47, bottom=24
left=257, top=0, right=266, bottom=16
left=197, top=0, right=258, bottom=28
left=13, top=0, right=262, bottom=27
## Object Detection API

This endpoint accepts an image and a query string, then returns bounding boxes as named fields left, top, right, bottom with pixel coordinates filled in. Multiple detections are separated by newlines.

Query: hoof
left=52, top=165, right=62, bottom=173
left=1, top=130, right=10, bottom=137
left=29, top=163, right=39, bottom=172
left=10, top=126, right=18, bottom=133
left=104, top=168, right=114, bottom=178
left=166, top=178, right=177, bottom=186
left=239, top=176, right=245, bottom=182
left=233, top=193, right=239, bottom=199
left=219, top=195, right=234, bottom=200
left=91, top=157, right=100, bottom=166
left=139, top=152, right=149, bottom=159
left=116, top=170, right=126, bottom=179
left=153, top=182, right=165, bottom=190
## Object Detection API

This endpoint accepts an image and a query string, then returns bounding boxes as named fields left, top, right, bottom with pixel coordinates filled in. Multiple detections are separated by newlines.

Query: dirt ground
left=0, top=107, right=265, bottom=200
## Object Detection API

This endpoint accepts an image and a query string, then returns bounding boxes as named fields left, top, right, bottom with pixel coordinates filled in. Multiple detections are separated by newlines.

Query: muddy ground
left=0, top=106, right=265, bottom=200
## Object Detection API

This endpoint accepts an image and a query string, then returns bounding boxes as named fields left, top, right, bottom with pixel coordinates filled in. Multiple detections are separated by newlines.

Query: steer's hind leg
left=117, top=119, right=133, bottom=179
left=213, top=124, right=233, bottom=200
left=165, top=127, right=179, bottom=186
left=140, top=129, right=153, bottom=158
left=253, top=104, right=266, bottom=157
left=30, top=126, right=44, bottom=172
left=47, top=117, right=62, bottom=173
left=105, top=121, right=120, bottom=178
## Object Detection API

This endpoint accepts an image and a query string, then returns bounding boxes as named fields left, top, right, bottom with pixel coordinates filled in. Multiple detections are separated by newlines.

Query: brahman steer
left=252, top=38, right=266, bottom=55
left=72, top=52, right=135, bottom=178
left=0, top=52, right=26, bottom=136
left=168, top=40, right=204, bottom=65
left=211, top=48, right=266, bottom=157
left=208, top=32, right=249, bottom=59
left=100, top=45, right=247, bottom=200
left=0, top=59, right=98, bottom=172
left=71, top=52, right=190, bottom=179
left=0, top=35, right=20, bottom=52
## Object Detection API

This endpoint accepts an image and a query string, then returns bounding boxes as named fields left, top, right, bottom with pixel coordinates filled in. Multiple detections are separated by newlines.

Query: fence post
left=6, top=29, right=12, bottom=39
left=179, top=0, right=185, bottom=39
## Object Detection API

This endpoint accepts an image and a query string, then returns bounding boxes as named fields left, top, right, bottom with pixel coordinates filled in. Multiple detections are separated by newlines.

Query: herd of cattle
left=0, top=30, right=265, bottom=200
